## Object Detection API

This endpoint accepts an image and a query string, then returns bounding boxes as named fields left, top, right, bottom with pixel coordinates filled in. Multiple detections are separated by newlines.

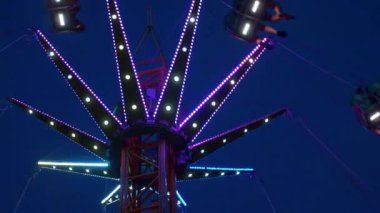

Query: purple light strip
left=153, top=0, right=201, bottom=119
left=11, top=98, right=109, bottom=160
left=175, top=0, right=203, bottom=124
left=188, top=108, right=282, bottom=150
left=106, top=0, right=127, bottom=123
left=186, top=40, right=268, bottom=142
left=191, top=48, right=267, bottom=142
left=35, top=30, right=122, bottom=138
left=106, top=0, right=149, bottom=120
left=179, top=39, right=268, bottom=129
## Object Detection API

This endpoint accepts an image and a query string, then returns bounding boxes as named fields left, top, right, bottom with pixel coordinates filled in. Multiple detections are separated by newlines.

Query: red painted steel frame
left=119, top=137, right=177, bottom=212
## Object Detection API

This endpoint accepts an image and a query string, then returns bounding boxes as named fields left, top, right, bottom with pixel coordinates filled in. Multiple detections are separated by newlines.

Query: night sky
left=1, top=0, right=380, bottom=212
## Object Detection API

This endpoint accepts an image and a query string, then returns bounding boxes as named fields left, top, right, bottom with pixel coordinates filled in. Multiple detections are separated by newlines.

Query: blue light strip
left=38, top=161, right=109, bottom=167
left=176, top=190, right=188, bottom=207
left=189, top=166, right=254, bottom=172
left=101, top=185, right=120, bottom=204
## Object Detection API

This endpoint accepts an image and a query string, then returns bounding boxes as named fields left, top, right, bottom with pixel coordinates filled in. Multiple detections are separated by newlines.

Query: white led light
left=50, top=121, right=55, bottom=126
left=230, top=79, right=236, bottom=85
left=188, top=173, right=193, bottom=178
left=111, top=14, right=117, bottom=20
left=103, top=171, right=108, bottom=175
left=174, top=75, right=180, bottom=82
left=118, top=45, right=124, bottom=50
left=190, top=17, right=196, bottom=23
left=167, top=192, right=170, bottom=196
left=85, top=169, right=90, bottom=173
left=85, top=97, right=91, bottom=103
left=236, top=171, right=241, bottom=175
left=165, top=105, right=172, bottom=112
left=223, top=138, right=227, bottom=143
left=205, top=172, right=209, bottom=177
left=131, top=104, right=137, bottom=110
left=177, top=200, right=181, bottom=205
left=182, top=47, right=188, bottom=52
left=129, top=186, right=133, bottom=190
left=265, top=118, right=269, bottom=123
left=125, top=74, right=131, bottom=80
left=52, top=166, right=56, bottom=169
left=251, top=0, right=261, bottom=13
left=242, top=22, right=251, bottom=35
left=201, top=149, right=205, bottom=154
left=176, top=191, right=187, bottom=207
left=104, top=120, right=109, bottom=126
left=211, top=101, right=217, bottom=107
left=69, top=167, right=73, bottom=171
left=71, top=133, right=76, bottom=138
left=28, top=109, right=33, bottom=114
left=221, top=172, right=225, bottom=176
left=249, top=58, right=254, bottom=64
left=370, top=112, right=380, bottom=121
left=58, top=13, right=66, bottom=26
left=93, top=145, right=98, bottom=150
left=244, top=128, right=248, bottom=133
left=192, top=123, right=198, bottom=128
left=49, top=51, right=55, bottom=57
left=67, top=74, right=73, bottom=79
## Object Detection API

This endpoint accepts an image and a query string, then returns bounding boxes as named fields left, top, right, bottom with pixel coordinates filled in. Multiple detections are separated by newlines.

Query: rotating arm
left=106, top=0, right=148, bottom=123
left=9, top=98, right=109, bottom=160
left=33, top=29, right=122, bottom=140
left=154, top=0, right=203, bottom=125
left=179, top=39, right=270, bottom=142
left=189, top=108, right=287, bottom=163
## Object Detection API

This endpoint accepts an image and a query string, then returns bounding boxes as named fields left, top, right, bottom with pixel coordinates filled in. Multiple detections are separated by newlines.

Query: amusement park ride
left=9, top=0, right=290, bottom=212
left=352, top=80, right=380, bottom=136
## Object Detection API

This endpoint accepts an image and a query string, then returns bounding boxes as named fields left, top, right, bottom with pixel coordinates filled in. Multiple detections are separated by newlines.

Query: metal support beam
left=159, top=140, right=168, bottom=212
left=120, top=143, right=129, bottom=212
left=118, top=137, right=176, bottom=212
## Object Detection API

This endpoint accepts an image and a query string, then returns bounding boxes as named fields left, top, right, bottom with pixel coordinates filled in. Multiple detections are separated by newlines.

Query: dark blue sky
left=1, top=0, right=380, bottom=212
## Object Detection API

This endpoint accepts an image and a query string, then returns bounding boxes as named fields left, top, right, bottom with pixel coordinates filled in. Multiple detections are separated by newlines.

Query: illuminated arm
left=106, top=0, right=148, bottom=123
left=154, top=0, right=203, bottom=125
left=32, top=29, right=122, bottom=140
left=9, top=98, right=109, bottom=160
left=177, top=166, right=254, bottom=181
left=179, top=39, right=270, bottom=142
left=37, top=161, right=116, bottom=180
left=189, top=108, right=287, bottom=163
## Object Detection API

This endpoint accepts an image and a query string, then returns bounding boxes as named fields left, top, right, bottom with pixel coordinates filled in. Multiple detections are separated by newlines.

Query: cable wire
left=294, top=117, right=380, bottom=212
left=253, top=173, right=278, bottom=213
left=0, top=34, right=28, bottom=55
left=277, top=42, right=356, bottom=89
left=13, top=170, right=40, bottom=213
left=0, top=99, right=12, bottom=118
